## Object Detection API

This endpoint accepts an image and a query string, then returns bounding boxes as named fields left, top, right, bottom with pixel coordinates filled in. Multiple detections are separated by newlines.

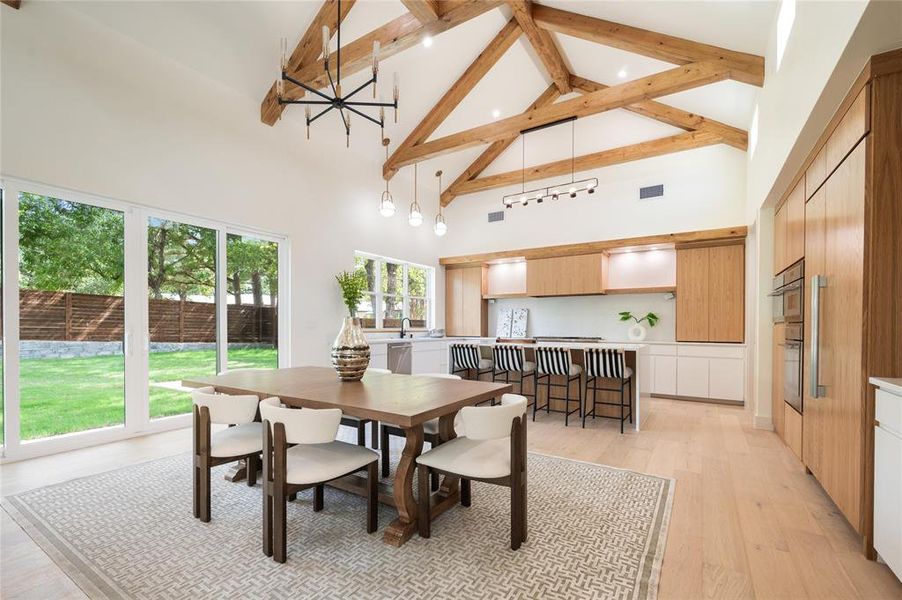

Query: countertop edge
left=869, top=377, right=902, bottom=397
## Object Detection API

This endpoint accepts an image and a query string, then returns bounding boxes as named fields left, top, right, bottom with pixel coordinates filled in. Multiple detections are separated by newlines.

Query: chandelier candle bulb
left=280, top=37, right=287, bottom=71
left=322, top=25, right=330, bottom=63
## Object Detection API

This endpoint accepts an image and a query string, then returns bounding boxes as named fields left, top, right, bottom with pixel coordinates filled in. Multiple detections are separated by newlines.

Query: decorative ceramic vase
left=331, top=316, right=370, bottom=381
left=628, top=323, right=647, bottom=342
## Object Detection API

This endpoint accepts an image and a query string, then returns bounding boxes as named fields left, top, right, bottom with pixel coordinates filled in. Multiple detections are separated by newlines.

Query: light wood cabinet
left=773, top=203, right=787, bottom=274
left=444, top=266, right=486, bottom=336
left=772, top=323, right=785, bottom=439
left=805, top=146, right=827, bottom=200
left=774, top=180, right=805, bottom=275
left=525, top=253, right=607, bottom=297
left=676, top=244, right=744, bottom=343
left=784, top=403, right=803, bottom=460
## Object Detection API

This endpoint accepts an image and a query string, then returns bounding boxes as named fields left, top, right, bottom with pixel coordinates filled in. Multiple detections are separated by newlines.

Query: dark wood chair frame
left=193, top=405, right=261, bottom=523
left=341, top=416, right=379, bottom=449
left=262, top=419, right=378, bottom=563
left=416, top=413, right=527, bottom=550
left=583, top=374, right=633, bottom=433
left=533, top=371, right=583, bottom=426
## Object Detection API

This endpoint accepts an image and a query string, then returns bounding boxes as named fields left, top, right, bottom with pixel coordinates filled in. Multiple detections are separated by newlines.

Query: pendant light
left=433, top=170, right=447, bottom=236
left=408, top=163, right=423, bottom=227
left=378, top=138, right=396, bottom=217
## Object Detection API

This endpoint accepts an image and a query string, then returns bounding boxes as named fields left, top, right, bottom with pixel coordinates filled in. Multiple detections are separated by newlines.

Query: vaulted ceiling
left=67, top=0, right=776, bottom=206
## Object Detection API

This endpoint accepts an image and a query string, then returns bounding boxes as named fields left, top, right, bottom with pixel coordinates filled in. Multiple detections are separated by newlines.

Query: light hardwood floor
left=1, top=397, right=900, bottom=599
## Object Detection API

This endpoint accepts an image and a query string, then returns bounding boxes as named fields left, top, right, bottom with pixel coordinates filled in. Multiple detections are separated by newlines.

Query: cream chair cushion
left=478, top=358, right=494, bottom=370
left=416, top=437, right=510, bottom=479
left=211, top=422, right=263, bottom=458
left=192, top=387, right=260, bottom=425
left=259, top=397, right=342, bottom=445
left=284, top=442, right=378, bottom=485
left=461, top=395, right=528, bottom=440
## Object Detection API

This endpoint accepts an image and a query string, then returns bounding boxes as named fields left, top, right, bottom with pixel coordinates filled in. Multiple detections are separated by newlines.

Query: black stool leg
left=582, top=376, right=589, bottom=428
left=628, top=378, right=633, bottom=424
left=620, top=379, right=626, bottom=434
left=565, top=375, right=571, bottom=426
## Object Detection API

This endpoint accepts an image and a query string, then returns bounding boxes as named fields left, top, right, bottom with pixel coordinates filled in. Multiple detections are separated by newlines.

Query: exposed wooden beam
left=392, top=60, right=731, bottom=167
left=532, top=4, right=764, bottom=87
left=383, top=18, right=521, bottom=179
left=570, top=75, right=747, bottom=150
left=451, top=129, right=723, bottom=197
left=261, top=0, right=356, bottom=125
left=1, top=0, right=21, bottom=8
left=441, top=85, right=560, bottom=206
left=506, top=0, right=570, bottom=93
left=439, top=226, right=748, bottom=265
left=401, top=0, right=441, bottom=23
left=261, top=0, right=502, bottom=125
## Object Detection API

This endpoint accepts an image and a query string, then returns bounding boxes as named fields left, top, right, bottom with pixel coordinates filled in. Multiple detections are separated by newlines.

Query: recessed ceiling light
left=422, top=36, right=433, bottom=48
left=491, top=108, right=501, bottom=118
left=617, top=68, right=628, bottom=79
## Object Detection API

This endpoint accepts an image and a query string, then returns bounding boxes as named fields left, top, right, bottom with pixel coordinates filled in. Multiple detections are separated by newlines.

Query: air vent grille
left=488, top=211, right=504, bottom=223
left=639, top=184, right=664, bottom=199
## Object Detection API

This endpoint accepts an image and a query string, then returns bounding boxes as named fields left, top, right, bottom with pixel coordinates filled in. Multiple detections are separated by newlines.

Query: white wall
left=488, top=294, right=675, bottom=342
left=441, top=144, right=748, bottom=256
left=0, top=3, right=443, bottom=366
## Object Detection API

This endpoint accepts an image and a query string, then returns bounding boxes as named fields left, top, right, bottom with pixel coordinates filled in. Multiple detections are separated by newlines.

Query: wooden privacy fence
left=19, top=290, right=277, bottom=344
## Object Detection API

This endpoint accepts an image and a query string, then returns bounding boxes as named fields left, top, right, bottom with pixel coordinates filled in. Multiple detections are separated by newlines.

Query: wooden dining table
left=183, top=366, right=511, bottom=546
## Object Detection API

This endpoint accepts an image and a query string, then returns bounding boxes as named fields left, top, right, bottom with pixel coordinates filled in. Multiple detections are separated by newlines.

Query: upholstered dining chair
left=416, top=394, right=528, bottom=550
left=192, top=386, right=266, bottom=523
left=533, top=346, right=583, bottom=425
left=260, top=398, right=379, bottom=563
left=450, top=343, right=493, bottom=380
left=583, top=348, right=633, bottom=433
left=380, top=373, right=461, bottom=491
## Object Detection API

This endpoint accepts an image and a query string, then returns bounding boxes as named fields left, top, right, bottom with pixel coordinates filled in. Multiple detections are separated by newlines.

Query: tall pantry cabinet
left=798, top=50, right=902, bottom=556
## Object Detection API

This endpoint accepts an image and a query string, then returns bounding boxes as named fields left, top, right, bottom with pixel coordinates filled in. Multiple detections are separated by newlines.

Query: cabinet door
left=411, top=347, right=446, bottom=374
left=526, top=254, right=604, bottom=296
left=677, top=357, right=709, bottom=398
left=820, top=140, right=866, bottom=531
left=444, top=268, right=463, bottom=336
left=653, top=356, right=677, bottom=395
left=774, top=204, right=787, bottom=274
left=786, top=181, right=806, bottom=265
left=874, top=425, right=902, bottom=577
left=459, top=266, right=486, bottom=336
left=638, top=353, right=653, bottom=394
left=708, top=357, right=744, bottom=401
left=803, top=186, right=826, bottom=475
left=708, top=244, right=745, bottom=342
left=676, top=247, right=710, bottom=341
left=772, top=323, right=785, bottom=438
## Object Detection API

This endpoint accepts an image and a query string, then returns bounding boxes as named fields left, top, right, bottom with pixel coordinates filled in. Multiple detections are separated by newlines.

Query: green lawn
left=17, top=347, right=277, bottom=440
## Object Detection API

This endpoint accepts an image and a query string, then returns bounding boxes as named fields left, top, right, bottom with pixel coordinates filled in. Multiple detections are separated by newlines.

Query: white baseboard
left=753, top=415, right=774, bottom=430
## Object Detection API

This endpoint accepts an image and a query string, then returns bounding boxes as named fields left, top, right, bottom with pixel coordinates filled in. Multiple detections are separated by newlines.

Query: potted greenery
left=331, top=269, right=371, bottom=381
left=618, top=311, right=659, bottom=342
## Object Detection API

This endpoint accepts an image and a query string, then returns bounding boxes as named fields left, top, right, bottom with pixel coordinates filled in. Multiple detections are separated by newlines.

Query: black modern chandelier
left=503, top=116, right=597, bottom=208
left=276, top=0, right=398, bottom=147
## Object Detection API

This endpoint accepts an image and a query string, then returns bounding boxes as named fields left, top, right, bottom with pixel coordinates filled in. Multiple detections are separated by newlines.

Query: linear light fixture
left=502, top=116, right=597, bottom=209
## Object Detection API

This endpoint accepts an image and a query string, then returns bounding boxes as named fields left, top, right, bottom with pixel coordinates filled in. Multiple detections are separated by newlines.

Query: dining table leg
left=383, top=424, right=424, bottom=547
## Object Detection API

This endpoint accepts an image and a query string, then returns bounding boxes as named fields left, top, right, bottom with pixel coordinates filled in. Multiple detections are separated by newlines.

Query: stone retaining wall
left=17, top=341, right=274, bottom=360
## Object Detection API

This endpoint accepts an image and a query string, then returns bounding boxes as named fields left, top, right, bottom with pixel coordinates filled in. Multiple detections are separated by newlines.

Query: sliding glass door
left=226, top=233, right=279, bottom=370
left=147, top=217, right=218, bottom=419
left=17, top=192, right=125, bottom=440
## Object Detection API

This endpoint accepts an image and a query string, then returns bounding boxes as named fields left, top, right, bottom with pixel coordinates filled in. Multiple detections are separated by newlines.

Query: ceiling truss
left=261, top=0, right=764, bottom=206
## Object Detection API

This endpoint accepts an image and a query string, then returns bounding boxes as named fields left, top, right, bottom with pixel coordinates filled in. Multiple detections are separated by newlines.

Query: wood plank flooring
left=1, top=397, right=900, bottom=599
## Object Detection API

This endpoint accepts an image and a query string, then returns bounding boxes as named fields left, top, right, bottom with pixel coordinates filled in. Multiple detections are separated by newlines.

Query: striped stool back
left=585, top=348, right=626, bottom=378
left=535, top=346, right=572, bottom=375
left=450, top=343, right=482, bottom=371
left=492, top=345, right=526, bottom=372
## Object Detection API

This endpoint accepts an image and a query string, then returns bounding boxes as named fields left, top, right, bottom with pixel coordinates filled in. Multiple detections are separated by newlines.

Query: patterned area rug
left=5, top=445, right=673, bottom=600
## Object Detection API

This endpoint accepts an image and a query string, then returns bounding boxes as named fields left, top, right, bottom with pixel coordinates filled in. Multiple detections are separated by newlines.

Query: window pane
left=381, top=261, right=403, bottom=296
left=409, top=297, right=427, bottom=328
left=147, top=218, right=217, bottom=419
left=408, top=265, right=427, bottom=298
left=356, top=293, right=375, bottom=329
left=18, top=192, right=125, bottom=440
left=0, top=191, right=4, bottom=446
left=356, top=256, right=376, bottom=292
left=383, top=294, right=403, bottom=328
left=227, top=234, right=279, bottom=370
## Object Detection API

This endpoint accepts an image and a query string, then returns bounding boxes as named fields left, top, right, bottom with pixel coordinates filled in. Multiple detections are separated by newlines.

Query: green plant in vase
left=618, top=311, right=659, bottom=341
left=335, top=269, right=368, bottom=316
left=331, top=268, right=371, bottom=381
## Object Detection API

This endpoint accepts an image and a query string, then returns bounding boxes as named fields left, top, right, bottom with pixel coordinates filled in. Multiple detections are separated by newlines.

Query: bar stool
left=583, top=348, right=633, bottom=433
left=450, top=343, right=493, bottom=381
left=533, top=346, right=583, bottom=425
left=491, top=344, right=536, bottom=406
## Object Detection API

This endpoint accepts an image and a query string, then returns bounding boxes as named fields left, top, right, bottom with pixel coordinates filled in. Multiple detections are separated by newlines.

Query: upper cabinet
left=525, top=253, right=608, bottom=297
left=774, top=180, right=805, bottom=275
left=676, top=243, right=745, bottom=343
left=444, top=266, right=486, bottom=337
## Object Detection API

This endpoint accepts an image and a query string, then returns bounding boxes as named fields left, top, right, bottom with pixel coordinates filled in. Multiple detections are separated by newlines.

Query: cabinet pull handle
left=810, top=275, right=827, bottom=398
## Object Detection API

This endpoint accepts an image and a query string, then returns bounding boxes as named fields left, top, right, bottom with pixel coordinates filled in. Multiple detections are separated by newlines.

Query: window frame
left=354, top=251, right=434, bottom=330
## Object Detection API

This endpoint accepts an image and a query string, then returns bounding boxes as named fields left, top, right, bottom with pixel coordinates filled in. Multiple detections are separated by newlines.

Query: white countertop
left=366, top=335, right=743, bottom=349
left=870, top=377, right=902, bottom=397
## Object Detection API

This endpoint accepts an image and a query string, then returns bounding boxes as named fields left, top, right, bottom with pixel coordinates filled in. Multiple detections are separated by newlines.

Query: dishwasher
left=387, top=343, right=413, bottom=374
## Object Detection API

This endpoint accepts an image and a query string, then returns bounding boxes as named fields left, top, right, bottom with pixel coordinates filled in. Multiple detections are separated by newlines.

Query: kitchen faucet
left=400, top=317, right=411, bottom=339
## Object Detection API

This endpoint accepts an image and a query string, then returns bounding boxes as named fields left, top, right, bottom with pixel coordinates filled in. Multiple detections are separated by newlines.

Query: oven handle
left=810, top=275, right=827, bottom=398
left=767, top=281, right=802, bottom=297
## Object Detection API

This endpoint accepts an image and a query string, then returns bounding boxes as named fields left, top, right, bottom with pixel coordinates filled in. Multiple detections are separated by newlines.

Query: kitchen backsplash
left=487, top=293, right=676, bottom=341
